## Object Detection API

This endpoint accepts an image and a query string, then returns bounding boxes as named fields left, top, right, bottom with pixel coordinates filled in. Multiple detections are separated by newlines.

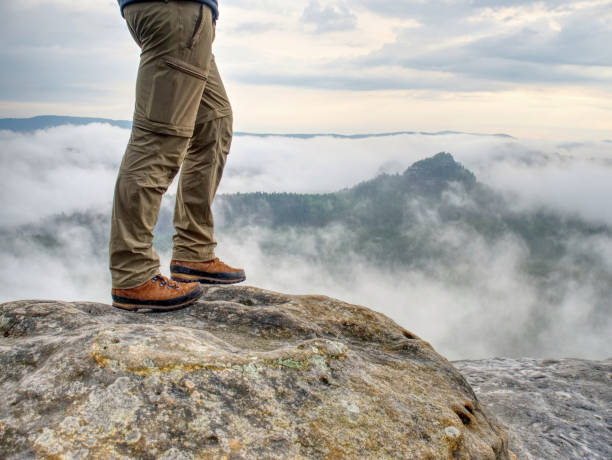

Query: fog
left=1, top=124, right=610, bottom=360
left=3, top=126, right=611, bottom=225
left=216, top=226, right=610, bottom=360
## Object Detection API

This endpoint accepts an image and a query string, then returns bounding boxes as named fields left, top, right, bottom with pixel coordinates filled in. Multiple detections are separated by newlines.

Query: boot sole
left=170, top=265, right=246, bottom=285
left=111, top=286, right=202, bottom=312
left=171, top=273, right=246, bottom=285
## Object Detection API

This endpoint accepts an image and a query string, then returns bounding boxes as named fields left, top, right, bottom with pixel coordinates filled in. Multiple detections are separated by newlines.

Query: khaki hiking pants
left=110, top=1, right=232, bottom=289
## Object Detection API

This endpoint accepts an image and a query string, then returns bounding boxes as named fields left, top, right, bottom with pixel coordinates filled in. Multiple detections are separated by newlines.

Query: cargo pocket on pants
left=147, top=56, right=208, bottom=133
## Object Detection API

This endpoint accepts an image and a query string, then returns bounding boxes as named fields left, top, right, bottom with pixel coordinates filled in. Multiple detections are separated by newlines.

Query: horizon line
left=0, top=115, right=515, bottom=139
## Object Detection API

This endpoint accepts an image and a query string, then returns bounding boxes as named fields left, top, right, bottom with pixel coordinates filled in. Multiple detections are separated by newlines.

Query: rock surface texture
left=0, top=285, right=515, bottom=459
left=456, top=358, right=612, bottom=460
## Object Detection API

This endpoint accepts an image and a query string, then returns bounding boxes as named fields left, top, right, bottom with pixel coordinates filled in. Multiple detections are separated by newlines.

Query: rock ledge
left=1, top=285, right=514, bottom=459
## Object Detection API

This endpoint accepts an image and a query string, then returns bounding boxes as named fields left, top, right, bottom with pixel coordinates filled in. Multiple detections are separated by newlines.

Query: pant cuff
left=111, top=265, right=161, bottom=290
left=172, top=249, right=216, bottom=262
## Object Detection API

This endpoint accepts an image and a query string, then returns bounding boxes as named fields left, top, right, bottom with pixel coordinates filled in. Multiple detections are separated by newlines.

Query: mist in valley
left=0, top=123, right=610, bottom=360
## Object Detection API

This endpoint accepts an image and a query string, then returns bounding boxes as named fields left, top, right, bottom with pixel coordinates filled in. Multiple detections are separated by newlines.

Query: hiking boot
left=170, top=258, right=246, bottom=284
left=111, top=274, right=202, bottom=311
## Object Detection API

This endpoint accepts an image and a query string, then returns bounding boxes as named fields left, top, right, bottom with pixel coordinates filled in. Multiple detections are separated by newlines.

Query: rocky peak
left=403, top=152, right=476, bottom=185
left=402, top=152, right=477, bottom=188
left=0, top=286, right=515, bottom=459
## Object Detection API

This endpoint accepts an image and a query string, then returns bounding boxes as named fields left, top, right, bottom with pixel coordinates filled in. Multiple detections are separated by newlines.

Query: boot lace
left=211, top=258, right=229, bottom=269
left=151, top=274, right=179, bottom=290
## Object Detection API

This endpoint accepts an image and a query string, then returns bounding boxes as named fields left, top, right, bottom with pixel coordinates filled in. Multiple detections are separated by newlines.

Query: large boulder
left=1, top=285, right=515, bottom=459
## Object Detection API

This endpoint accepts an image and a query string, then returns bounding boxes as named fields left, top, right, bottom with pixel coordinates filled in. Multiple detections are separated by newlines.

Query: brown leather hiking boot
left=111, top=275, right=202, bottom=311
left=170, top=258, right=246, bottom=284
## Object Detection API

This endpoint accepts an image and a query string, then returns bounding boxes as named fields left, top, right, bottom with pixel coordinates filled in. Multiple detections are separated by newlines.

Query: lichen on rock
left=1, top=286, right=516, bottom=459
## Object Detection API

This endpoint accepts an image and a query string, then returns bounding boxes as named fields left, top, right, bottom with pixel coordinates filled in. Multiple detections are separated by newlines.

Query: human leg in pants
left=109, top=2, right=216, bottom=303
left=173, top=57, right=232, bottom=263
left=170, top=57, right=246, bottom=285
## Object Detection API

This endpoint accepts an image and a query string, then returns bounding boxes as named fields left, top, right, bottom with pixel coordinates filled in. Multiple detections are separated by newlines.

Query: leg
left=170, top=57, right=246, bottom=284
left=172, top=57, right=233, bottom=262
left=109, top=2, right=214, bottom=289
left=110, top=129, right=190, bottom=289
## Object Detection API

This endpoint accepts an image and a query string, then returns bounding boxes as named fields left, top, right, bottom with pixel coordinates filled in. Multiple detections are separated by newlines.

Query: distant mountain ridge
left=217, top=152, right=490, bottom=231
left=0, top=115, right=132, bottom=131
left=0, top=115, right=514, bottom=138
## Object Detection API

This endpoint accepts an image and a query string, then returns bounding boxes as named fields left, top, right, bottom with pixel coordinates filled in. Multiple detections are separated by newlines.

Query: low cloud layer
left=0, top=124, right=126, bottom=226
left=215, top=223, right=611, bottom=360
left=0, top=123, right=610, bottom=360
left=5, top=124, right=611, bottom=225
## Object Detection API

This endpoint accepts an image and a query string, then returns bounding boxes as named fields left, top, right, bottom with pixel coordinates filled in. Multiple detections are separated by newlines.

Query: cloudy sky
left=1, top=0, right=611, bottom=140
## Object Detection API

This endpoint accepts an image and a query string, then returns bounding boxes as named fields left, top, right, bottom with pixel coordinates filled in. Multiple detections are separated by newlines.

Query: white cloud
left=0, top=124, right=126, bottom=226
left=301, top=0, right=357, bottom=32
